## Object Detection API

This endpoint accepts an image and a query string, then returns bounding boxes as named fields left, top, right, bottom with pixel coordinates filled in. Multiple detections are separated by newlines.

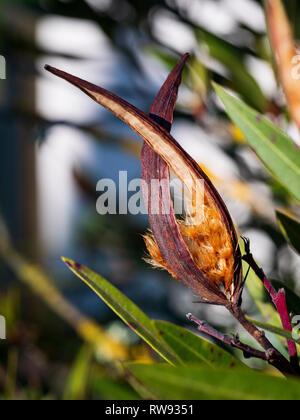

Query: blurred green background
left=0, top=0, right=299, bottom=400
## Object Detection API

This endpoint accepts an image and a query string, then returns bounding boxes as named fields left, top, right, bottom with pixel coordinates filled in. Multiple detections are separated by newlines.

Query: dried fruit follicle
left=141, top=54, right=239, bottom=299
left=44, top=60, right=242, bottom=304
left=145, top=181, right=235, bottom=294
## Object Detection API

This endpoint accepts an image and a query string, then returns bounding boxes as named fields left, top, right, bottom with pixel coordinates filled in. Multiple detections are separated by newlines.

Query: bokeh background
left=0, top=0, right=300, bottom=399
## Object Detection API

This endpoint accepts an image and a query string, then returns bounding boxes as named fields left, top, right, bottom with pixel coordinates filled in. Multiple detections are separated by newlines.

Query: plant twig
left=187, top=313, right=267, bottom=361
left=227, top=304, right=297, bottom=376
left=187, top=306, right=298, bottom=376
left=241, top=237, right=299, bottom=373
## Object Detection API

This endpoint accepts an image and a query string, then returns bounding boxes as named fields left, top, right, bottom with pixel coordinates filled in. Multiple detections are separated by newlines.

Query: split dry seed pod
left=45, top=57, right=243, bottom=308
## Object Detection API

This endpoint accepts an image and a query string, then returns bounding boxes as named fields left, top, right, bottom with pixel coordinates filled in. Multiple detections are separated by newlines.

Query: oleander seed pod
left=45, top=56, right=244, bottom=306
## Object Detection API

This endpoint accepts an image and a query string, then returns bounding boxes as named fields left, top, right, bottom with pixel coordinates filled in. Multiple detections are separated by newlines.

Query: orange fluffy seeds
left=144, top=186, right=235, bottom=295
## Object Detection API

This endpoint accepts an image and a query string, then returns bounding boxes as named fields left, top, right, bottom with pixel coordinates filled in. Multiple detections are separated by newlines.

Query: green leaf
left=64, top=345, right=93, bottom=400
left=247, top=317, right=300, bottom=345
left=276, top=211, right=300, bottom=254
left=63, top=258, right=244, bottom=368
left=214, top=84, right=300, bottom=203
left=152, top=321, right=243, bottom=369
left=123, top=367, right=160, bottom=400
left=90, top=373, right=140, bottom=400
left=124, top=363, right=300, bottom=400
left=62, top=258, right=180, bottom=365
left=196, top=29, right=267, bottom=111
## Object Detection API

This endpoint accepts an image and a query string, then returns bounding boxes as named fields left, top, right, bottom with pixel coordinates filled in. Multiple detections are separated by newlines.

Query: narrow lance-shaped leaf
left=267, top=0, right=300, bottom=131
left=62, top=258, right=243, bottom=369
left=276, top=211, right=300, bottom=255
left=62, top=258, right=180, bottom=365
left=214, top=83, right=300, bottom=203
left=124, top=363, right=300, bottom=400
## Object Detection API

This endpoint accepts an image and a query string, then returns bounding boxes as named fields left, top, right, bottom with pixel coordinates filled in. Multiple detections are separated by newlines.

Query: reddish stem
left=242, top=246, right=299, bottom=372
left=187, top=313, right=268, bottom=361
left=227, top=304, right=297, bottom=376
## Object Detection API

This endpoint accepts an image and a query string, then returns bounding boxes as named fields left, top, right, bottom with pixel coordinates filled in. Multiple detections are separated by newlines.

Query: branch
left=227, top=304, right=297, bottom=376
left=187, top=313, right=268, bottom=361
left=242, top=238, right=299, bottom=373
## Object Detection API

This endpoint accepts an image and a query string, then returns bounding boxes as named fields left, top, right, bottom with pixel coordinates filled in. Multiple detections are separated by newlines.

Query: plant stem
left=227, top=304, right=298, bottom=376
left=242, top=245, right=299, bottom=373
left=187, top=313, right=268, bottom=361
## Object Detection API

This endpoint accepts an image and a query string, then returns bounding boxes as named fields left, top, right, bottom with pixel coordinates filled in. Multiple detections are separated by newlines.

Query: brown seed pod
left=45, top=58, right=243, bottom=306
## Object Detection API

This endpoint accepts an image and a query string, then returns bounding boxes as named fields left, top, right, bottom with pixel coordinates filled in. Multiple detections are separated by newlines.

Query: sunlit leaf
left=214, top=84, right=300, bottom=203
left=62, top=258, right=180, bottom=365
left=62, top=258, right=246, bottom=369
